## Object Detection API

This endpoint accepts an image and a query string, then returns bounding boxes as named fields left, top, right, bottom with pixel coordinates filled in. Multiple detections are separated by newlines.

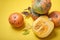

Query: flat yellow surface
left=0, top=0, right=60, bottom=40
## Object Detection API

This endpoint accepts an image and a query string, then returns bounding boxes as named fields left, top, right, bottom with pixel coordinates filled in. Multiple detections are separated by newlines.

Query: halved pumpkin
left=32, top=16, right=54, bottom=38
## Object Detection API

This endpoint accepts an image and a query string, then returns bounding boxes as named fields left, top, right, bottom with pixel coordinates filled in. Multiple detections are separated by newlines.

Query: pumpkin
left=32, top=0, right=51, bottom=14
left=9, top=13, right=24, bottom=28
left=49, top=11, right=60, bottom=27
left=32, top=16, right=54, bottom=38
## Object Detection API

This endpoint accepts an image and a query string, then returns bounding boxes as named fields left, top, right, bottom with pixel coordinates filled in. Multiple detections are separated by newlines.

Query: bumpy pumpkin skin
left=32, top=0, right=51, bottom=14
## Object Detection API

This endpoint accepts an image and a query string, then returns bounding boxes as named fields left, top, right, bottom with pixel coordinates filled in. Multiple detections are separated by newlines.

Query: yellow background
left=0, top=0, right=60, bottom=40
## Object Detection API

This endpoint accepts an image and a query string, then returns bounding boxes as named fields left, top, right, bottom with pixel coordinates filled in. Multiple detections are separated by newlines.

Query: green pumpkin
left=32, top=0, right=51, bottom=14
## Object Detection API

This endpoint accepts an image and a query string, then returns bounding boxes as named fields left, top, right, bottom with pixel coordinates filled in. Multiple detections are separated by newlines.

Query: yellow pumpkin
left=32, top=16, right=54, bottom=38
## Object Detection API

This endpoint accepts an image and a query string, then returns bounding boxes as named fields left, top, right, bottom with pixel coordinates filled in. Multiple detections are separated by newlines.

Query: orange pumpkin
left=9, top=13, right=24, bottom=28
left=49, top=11, right=60, bottom=27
